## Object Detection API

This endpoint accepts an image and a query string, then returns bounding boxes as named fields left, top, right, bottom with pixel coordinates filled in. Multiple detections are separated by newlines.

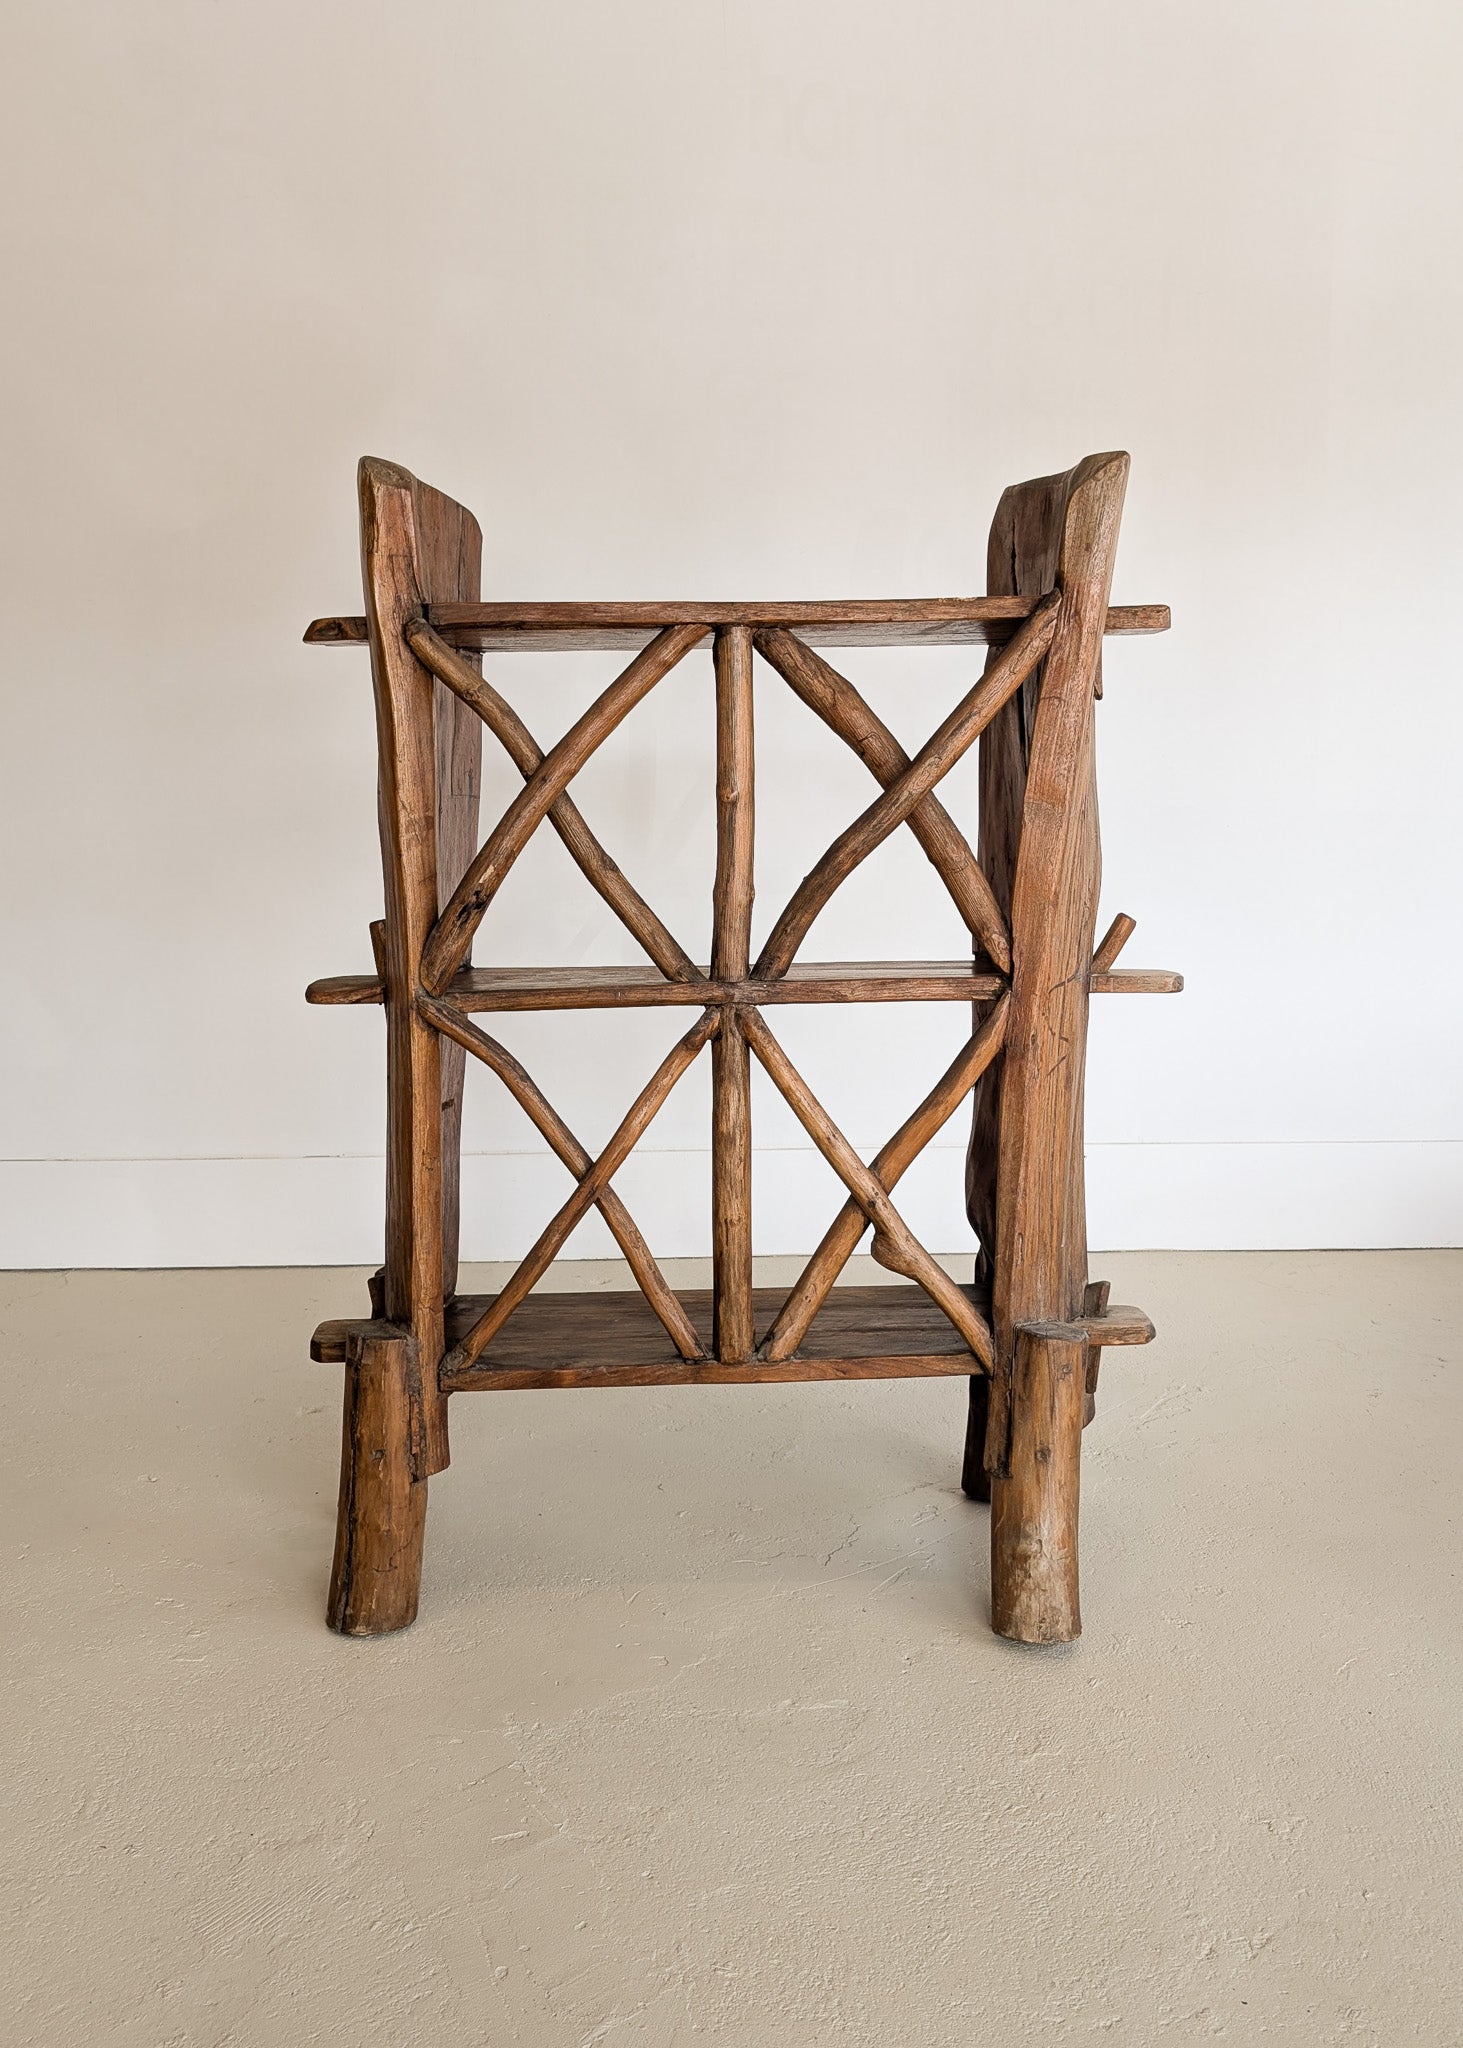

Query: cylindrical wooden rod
left=327, top=1329, right=428, bottom=1637
left=990, top=1320, right=1087, bottom=1643
left=712, top=627, right=755, bottom=978
left=712, top=1010, right=755, bottom=1362
left=710, top=627, right=756, bottom=1363
left=1092, top=911, right=1136, bottom=973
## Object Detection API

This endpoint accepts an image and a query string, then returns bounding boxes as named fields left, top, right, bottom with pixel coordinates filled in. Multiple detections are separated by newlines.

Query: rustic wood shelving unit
left=304, top=450, right=1179, bottom=1644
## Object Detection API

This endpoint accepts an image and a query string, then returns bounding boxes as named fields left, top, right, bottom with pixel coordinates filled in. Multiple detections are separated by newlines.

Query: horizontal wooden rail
left=304, top=598, right=1170, bottom=652
left=305, top=959, right=1182, bottom=1008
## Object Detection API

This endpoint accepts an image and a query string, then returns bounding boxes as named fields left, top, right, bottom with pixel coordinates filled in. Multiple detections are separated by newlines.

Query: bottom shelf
left=310, top=1283, right=1156, bottom=1391
left=314, top=1284, right=987, bottom=1390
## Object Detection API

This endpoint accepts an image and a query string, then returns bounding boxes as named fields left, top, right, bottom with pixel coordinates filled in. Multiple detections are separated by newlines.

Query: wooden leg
left=327, top=1329, right=428, bottom=1636
left=961, top=1375, right=992, bottom=1502
left=990, top=1321, right=1087, bottom=1644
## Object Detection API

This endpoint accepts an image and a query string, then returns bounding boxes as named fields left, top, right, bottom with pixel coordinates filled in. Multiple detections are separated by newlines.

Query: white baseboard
left=0, top=1141, right=1458, bottom=1268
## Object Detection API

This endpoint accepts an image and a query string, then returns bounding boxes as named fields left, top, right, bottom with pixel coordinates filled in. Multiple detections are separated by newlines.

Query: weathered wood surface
left=1082, top=1276, right=1111, bottom=1427
left=439, top=1285, right=996, bottom=1388
left=412, top=474, right=484, bottom=1306
left=755, top=597, right=1060, bottom=979
left=1092, top=911, right=1137, bottom=972
left=979, top=454, right=1130, bottom=1645
left=327, top=1328, right=427, bottom=1636
left=308, top=960, right=1005, bottom=1008
left=990, top=1322, right=1087, bottom=1643
left=304, top=598, right=1169, bottom=651
left=752, top=627, right=1010, bottom=971
left=419, top=623, right=708, bottom=994
left=711, top=626, right=756, bottom=1362
left=305, top=959, right=1178, bottom=1008
left=357, top=458, right=453, bottom=1473
left=308, top=1287, right=1148, bottom=1369
left=406, top=618, right=699, bottom=983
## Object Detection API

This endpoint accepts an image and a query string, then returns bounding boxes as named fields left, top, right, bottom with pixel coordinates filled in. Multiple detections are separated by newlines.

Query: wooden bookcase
left=304, top=451, right=1179, bottom=1644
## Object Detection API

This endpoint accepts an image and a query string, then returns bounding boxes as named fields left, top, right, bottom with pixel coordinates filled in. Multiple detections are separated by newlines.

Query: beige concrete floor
left=3, top=1251, right=1461, bottom=2046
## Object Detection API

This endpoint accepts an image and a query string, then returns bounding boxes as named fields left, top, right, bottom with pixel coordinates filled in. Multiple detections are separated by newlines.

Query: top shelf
left=304, top=597, right=1170, bottom=653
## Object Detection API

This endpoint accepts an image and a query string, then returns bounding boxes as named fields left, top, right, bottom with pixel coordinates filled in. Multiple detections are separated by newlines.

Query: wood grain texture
left=762, top=994, right=1011, bottom=1363
left=357, top=458, right=451, bottom=1472
left=310, top=1286, right=1154, bottom=1374
left=412, top=597, right=1167, bottom=650
left=977, top=456, right=1129, bottom=1479
left=1082, top=1276, right=1111, bottom=1427
left=406, top=619, right=700, bottom=984
left=411, top=475, right=484, bottom=1304
left=438, top=1285, right=995, bottom=1388
left=304, top=960, right=1177, bottom=1009
left=1092, top=911, right=1137, bottom=972
left=753, top=627, right=1011, bottom=972
left=711, top=1011, right=754, bottom=1363
left=983, top=454, right=1128, bottom=1644
left=305, top=601, right=1168, bottom=651
left=443, top=1010, right=719, bottom=1375
left=327, top=1327, right=427, bottom=1636
left=419, top=624, right=708, bottom=994
left=740, top=1009, right=994, bottom=1368
left=710, top=626, right=757, bottom=1363
left=1090, top=967, right=1182, bottom=994
left=754, top=596, right=1060, bottom=980
left=418, top=995, right=704, bottom=1362
left=990, top=1321, right=1087, bottom=1643
left=307, top=961, right=1011, bottom=1009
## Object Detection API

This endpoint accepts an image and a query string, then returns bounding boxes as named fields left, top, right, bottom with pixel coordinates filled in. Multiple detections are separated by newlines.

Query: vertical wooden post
left=412, top=483, right=484, bottom=1303
left=976, top=453, right=1128, bottom=1643
left=960, top=1376, right=992, bottom=1502
left=328, top=1328, right=428, bottom=1635
left=964, top=468, right=1067, bottom=1497
left=990, top=1322, right=1087, bottom=1643
left=358, top=458, right=470, bottom=1476
left=712, top=626, right=755, bottom=1363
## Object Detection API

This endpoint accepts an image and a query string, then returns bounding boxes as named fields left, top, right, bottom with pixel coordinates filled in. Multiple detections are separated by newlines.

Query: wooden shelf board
left=303, top=598, right=1169, bottom=653
left=310, top=1284, right=1155, bottom=1389
left=305, top=960, right=1181, bottom=1009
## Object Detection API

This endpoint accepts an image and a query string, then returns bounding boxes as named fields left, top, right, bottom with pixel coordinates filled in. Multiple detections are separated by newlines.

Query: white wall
left=3, top=0, right=1460, bottom=1266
